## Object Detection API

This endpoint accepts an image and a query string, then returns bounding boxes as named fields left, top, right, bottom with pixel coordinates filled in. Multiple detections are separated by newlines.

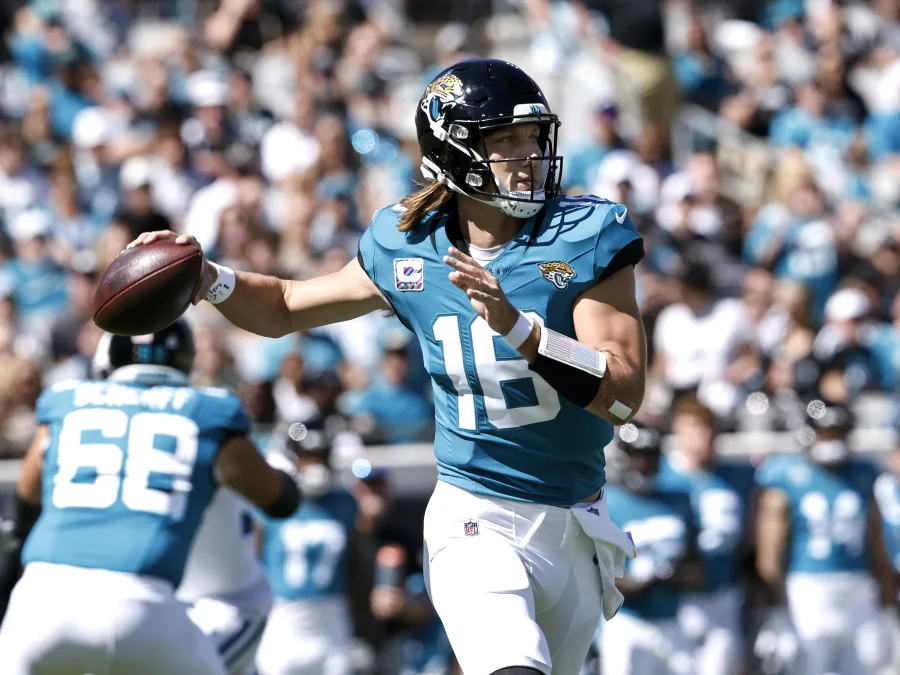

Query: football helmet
left=415, top=58, right=562, bottom=219
left=288, top=428, right=334, bottom=498
left=607, top=422, right=663, bottom=493
left=92, top=319, right=195, bottom=383
left=798, top=399, right=853, bottom=465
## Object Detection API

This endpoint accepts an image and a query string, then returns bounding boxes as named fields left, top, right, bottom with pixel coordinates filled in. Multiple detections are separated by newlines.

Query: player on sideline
left=129, top=58, right=644, bottom=675
left=255, top=429, right=363, bottom=675
left=177, top=484, right=273, bottom=673
left=655, top=397, right=747, bottom=675
left=755, top=400, right=896, bottom=675
left=0, top=320, right=301, bottom=675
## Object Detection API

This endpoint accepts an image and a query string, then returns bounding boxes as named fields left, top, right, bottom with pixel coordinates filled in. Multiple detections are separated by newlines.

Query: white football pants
left=0, top=562, right=225, bottom=675
left=188, top=578, right=272, bottom=675
left=423, top=480, right=616, bottom=675
left=599, top=612, right=693, bottom=675
left=678, top=586, right=743, bottom=675
left=786, top=572, right=892, bottom=675
left=254, top=596, right=353, bottom=675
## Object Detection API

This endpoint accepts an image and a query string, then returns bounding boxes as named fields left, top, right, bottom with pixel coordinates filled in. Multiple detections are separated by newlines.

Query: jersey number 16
left=433, top=312, right=561, bottom=430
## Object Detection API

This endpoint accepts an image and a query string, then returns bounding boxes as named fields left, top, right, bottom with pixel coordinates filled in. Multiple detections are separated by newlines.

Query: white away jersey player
left=178, top=487, right=273, bottom=674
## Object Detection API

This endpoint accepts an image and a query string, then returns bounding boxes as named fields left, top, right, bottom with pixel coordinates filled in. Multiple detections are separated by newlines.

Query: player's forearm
left=515, top=323, right=644, bottom=424
left=213, top=266, right=387, bottom=338
left=213, top=271, right=296, bottom=338
left=584, top=350, right=645, bottom=424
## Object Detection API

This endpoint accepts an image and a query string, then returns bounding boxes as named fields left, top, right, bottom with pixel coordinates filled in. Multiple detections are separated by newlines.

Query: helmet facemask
left=421, top=103, right=563, bottom=220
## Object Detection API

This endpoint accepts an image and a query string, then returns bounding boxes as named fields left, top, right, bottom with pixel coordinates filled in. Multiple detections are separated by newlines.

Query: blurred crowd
left=0, top=0, right=895, bottom=460
left=0, top=0, right=896, bottom=674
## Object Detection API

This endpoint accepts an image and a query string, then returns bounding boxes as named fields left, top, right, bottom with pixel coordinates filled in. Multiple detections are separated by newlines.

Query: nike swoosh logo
left=615, top=208, right=627, bottom=225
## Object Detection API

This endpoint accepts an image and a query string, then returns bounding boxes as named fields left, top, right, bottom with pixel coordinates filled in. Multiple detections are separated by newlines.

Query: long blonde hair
left=397, top=180, right=453, bottom=232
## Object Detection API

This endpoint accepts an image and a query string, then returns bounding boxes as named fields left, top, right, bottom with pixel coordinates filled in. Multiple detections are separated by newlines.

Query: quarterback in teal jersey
left=0, top=321, right=301, bottom=675
left=601, top=423, right=700, bottom=675
left=755, top=400, right=896, bottom=675
left=655, top=397, right=747, bottom=675
left=129, top=58, right=644, bottom=674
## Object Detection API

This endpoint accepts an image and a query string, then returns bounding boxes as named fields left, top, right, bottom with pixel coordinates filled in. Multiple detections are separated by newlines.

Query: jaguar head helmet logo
left=537, top=261, right=576, bottom=290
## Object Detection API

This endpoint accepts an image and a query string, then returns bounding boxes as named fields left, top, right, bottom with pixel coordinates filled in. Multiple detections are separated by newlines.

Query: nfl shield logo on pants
left=463, top=520, right=479, bottom=536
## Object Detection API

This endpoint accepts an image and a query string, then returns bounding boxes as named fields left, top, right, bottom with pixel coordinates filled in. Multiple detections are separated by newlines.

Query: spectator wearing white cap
left=112, top=156, right=172, bottom=239
left=181, top=70, right=238, bottom=178
left=260, top=94, right=321, bottom=184
left=0, top=209, right=68, bottom=333
left=71, top=106, right=121, bottom=224
left=813, top=286, right=883, bottom=403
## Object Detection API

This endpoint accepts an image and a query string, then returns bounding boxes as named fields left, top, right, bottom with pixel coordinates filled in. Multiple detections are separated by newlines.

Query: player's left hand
left=445, top=247, right=519, bottom=337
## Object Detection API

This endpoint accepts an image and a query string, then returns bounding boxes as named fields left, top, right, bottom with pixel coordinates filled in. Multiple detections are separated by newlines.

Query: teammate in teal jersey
left=655, top=397, right=747, bottom=675
left=255, top=430, right=363, bottom=675
left=755, top=400, right=896, bottom=675
left=601, top=423, right=700, bottom=675
left=0, top=321, right=301, bottom=675
left=129, top=58, right=644, bottom=675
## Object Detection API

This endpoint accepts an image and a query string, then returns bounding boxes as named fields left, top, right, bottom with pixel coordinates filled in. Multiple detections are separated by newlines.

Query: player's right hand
left=126, top=230, right=217, bottom=305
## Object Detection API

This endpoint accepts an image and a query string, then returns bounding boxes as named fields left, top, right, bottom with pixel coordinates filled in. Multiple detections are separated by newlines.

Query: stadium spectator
left=349, top=345, right=433, bottom=445
left=652, top=260, right=753, bottom=419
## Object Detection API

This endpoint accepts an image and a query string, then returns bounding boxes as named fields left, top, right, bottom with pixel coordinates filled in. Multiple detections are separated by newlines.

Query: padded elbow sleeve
left=530, top=353, right=602, bottom=408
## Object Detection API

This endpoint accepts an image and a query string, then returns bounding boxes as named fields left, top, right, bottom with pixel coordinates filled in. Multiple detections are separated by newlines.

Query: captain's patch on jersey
left=394, top=258, right=424, bottom=291
left=537, top=261, right=576, bottom=290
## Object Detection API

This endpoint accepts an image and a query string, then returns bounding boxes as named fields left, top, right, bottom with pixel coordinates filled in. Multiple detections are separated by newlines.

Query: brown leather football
left=93, top=240, right=203, bottom=336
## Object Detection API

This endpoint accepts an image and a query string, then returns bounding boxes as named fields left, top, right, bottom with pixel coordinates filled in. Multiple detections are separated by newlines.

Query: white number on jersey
left=52, top=408, right=200, bottom=519
left=799, top=490, right=865, bottom=559
left=696, top=489, right=742, bottom=554
left=432, top=313, right=561, bottom=430
left=623, top=515, right=687, bottom=582
left=280, top=520, right=347, bottom=589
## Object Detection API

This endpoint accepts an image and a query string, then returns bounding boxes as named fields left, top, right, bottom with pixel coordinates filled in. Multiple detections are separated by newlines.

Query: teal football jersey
left=755, top=454, right=878, bottom=575
left=656, top=456, right=745, bottom=592
left=259, top=489, right=358, bottom=601
left=874, top=471, right=900, bottom=573
left=23, top=379, right=249, bottom=587
left=605, top=483, right=693, bottom=620
left=357, top=195, right=643, bottom=505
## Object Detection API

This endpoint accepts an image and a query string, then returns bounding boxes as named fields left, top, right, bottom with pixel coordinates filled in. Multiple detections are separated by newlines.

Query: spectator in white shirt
left=653, top=261, right=754, bottom=419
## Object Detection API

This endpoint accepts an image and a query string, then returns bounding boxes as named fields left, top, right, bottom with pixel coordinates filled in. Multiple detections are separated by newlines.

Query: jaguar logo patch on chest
left=537, top=261, right=576, bottom=290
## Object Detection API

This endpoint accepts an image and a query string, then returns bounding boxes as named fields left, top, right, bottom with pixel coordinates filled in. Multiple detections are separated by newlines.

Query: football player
left=755, top=400, right=896, bottom=675
left=129, top=58, right=645, bottom=675
left=177, top=488, right=273, bottom=673
left=0, top=320, right=301, bottom=675
left=655, top=396, right=746, bottom=675
left=255, top=429, right=363, bottom=675
left=601, top=423, right=699, bottom=675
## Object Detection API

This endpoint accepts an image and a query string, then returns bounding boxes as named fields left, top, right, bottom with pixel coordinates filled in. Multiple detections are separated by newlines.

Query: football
left=93, top=240, right=203, bottom=336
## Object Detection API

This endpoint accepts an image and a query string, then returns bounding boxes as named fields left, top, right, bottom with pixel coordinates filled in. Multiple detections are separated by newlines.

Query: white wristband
left=206, top=262, right=236, bottom=305
left=502, top=312, right=534, bottom=350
